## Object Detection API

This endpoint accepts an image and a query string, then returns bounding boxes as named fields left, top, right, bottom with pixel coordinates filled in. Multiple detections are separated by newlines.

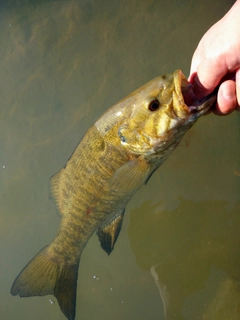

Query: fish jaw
left=173, top=69, right=217, bottom=121
left=173, top=70, right=216, bottom=121
left=151, top=70, right=217, bottom=153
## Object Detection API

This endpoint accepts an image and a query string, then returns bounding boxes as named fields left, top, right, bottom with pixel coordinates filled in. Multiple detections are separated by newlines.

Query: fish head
left=116, top=70, right=216, bottom=154
left=95, top=70, right=216, bottom=155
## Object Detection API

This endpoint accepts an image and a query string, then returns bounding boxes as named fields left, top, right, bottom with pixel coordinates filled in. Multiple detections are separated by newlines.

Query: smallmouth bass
left=11, top=70, right=216, bottom=320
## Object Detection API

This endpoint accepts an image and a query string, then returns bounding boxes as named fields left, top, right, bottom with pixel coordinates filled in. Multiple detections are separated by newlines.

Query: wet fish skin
left=10, top=70, right=216, bottom=320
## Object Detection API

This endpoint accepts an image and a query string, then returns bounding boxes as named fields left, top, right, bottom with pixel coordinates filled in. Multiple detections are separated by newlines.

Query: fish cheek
left=118, top=126, right=128, bottom=144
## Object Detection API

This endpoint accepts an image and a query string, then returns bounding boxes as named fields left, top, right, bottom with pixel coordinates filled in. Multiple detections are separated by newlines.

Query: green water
left=0, top=0, right=239, bottom=319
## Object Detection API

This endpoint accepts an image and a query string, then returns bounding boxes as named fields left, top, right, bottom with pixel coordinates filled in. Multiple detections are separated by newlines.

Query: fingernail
left=222, top=83, right=235, bottom=99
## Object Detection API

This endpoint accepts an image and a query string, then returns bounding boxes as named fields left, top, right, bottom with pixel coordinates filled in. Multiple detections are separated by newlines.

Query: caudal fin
left=10, top=246, right=80, bottom=320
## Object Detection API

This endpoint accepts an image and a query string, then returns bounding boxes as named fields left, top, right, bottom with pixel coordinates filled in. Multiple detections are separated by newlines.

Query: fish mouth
left=187, top=92, right=217, bottom=116
left=174, top=70, right=217, bottom=117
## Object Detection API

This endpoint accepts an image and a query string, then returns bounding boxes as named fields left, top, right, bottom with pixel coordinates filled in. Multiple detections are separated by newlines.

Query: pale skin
left=186, top=0, right=240, bottom=115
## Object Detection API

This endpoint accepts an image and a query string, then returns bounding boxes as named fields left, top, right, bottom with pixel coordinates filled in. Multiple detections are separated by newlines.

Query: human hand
left=186, top=0, right=240, bottom=115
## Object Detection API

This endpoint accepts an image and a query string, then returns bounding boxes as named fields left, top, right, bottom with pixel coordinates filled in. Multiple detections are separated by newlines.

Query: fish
left=10, top=70, right=216, bottom=320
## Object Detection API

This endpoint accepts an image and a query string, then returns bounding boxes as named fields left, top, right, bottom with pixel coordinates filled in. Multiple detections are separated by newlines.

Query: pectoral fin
left=97, top=209, right=125, bottom=255
left=109, top=157, right=150, bottom=192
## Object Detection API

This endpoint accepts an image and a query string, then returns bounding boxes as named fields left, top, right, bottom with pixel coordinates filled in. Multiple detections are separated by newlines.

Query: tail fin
left=10, top=246, right=80, bottom=320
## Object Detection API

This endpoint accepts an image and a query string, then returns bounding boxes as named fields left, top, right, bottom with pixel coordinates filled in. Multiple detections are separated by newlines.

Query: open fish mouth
left=187, top=91, right=217, bottom=115
left=175, top=70, right=217, bottom=116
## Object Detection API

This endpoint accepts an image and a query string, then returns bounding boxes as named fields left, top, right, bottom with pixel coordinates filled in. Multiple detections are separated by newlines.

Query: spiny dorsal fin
left=96, top=209, right=125, bottom=255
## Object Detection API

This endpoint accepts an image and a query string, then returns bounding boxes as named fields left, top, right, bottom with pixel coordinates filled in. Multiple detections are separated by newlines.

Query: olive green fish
left=10, top=70, right=216, bottom=320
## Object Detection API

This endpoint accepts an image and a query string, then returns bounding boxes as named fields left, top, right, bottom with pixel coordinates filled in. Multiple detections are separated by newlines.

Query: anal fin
left=97, top=209, right=125, bottom=255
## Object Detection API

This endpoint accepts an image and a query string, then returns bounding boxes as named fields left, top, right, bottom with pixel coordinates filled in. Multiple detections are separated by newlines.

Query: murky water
left=1, top=0, right=239, bottom=319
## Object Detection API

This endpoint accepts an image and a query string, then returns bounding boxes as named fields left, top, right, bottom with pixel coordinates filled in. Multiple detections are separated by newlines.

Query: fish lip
left=174, top=70, right=217, bottom=116
left=173, top=70, right=190, bottom=113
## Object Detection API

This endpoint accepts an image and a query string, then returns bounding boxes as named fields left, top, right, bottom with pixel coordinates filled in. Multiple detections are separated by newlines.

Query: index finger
left=190, top=58, right=229, bottom=99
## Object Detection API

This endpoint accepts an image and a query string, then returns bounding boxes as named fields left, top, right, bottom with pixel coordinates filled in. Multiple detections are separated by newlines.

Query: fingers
left=190, top=59, right=228, bottom=99
left=187, top=1, right=240, bottom=115
left=214, top=80, right=236, bottom=115
left=189, top=52, right=239, bottom=114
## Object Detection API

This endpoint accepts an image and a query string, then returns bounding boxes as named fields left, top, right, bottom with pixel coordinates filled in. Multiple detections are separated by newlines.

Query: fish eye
left=148, top=99, right=160, bottom=111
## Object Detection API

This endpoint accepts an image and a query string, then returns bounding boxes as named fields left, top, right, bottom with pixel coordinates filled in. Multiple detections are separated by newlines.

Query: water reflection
left=129, top=198, right=240, bottom=319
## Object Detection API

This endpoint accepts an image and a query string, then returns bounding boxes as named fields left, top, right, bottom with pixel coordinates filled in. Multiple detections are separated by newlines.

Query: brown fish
left=10, top=70, right=216, bottom=320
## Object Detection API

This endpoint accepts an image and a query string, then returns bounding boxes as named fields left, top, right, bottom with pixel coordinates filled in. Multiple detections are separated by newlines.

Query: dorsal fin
left=96, top=209, right=125, bottom=255
left=50, top=168, right=64, bottom=216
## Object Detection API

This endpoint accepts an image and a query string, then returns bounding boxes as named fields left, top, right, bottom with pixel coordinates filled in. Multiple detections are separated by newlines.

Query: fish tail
left=10, top=245, right=80, bottom=320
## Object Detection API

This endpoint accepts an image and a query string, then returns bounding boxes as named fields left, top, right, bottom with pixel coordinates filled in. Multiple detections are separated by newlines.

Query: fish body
left=11, top=70, right=216, bottom=320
